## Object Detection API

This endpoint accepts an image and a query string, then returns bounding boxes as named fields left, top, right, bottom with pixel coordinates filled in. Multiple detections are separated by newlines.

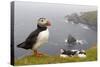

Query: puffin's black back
left=17, top=25, right=47, bottom=49
left=62, top=50, right=77, bottom=56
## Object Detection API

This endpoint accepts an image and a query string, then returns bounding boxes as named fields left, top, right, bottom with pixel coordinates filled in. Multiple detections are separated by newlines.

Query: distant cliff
left=65, top=11, right=97, bottom=31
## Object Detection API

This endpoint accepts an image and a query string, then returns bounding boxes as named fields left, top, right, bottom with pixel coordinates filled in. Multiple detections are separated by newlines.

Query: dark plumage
left=60, top=49, right=86, bottom=58
left=62, top=50, right=77, bottom=56
left=17, top=25, right=47, bottom=49
left=60, top=49, right=77, bottom=56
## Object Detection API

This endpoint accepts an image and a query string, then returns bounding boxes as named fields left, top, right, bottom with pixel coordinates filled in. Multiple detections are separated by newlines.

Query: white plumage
left=77, top=54, right=86, bottom=58
left=33, top=29, right=49, bottom=50
left=60, top=54, right=69, bottom=58
left=60, top=49, right=86, bottom=58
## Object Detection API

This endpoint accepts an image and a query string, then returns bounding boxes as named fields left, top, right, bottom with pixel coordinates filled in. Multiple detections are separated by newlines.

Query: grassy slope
left=15, top=47, right=97, bottom=66
left=80, top=11, right=97, bottom=26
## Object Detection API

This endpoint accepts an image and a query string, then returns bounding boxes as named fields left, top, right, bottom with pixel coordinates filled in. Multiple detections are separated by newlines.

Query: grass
left=15, top=47, right=97, bottom=66
left=80, top=11, right=97, bottom=26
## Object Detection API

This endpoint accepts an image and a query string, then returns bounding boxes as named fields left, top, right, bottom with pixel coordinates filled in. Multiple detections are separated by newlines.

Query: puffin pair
left=17, top=18, right=51, bottom=57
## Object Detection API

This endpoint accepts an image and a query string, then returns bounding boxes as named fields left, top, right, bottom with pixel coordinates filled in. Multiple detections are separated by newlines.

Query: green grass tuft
left=15, top=47, right=97, bottom=66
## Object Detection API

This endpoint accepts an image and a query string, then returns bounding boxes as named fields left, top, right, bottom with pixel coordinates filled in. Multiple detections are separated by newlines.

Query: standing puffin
left=17, top=18, right=51, bottom=57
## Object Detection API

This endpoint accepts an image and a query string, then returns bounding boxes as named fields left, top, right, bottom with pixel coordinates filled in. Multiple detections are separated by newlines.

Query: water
left=14, top=1, right=97, bottom=59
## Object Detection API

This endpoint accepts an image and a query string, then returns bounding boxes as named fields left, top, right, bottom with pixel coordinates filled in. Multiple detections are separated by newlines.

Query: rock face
left=67, top=35, right=76, bottom=44
left=65, top=11, right=97, bottom=31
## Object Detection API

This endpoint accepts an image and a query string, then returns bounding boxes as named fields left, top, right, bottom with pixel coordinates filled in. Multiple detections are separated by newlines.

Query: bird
left=77, top=50, right=86, bottom=58
left=60, top=48, right=86, bottom=58
left=60, top=48, right=77, bottom=57
left=17, top=18, right=51, bottom=57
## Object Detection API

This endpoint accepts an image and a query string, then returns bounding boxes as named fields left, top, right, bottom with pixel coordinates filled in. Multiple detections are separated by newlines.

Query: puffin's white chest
left=33, top=29, right=49, bottom=49
left=38, top=29, right=49, bottom=40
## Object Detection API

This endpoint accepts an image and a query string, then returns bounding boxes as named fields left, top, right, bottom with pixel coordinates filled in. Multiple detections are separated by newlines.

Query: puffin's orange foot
left=36, top=52, right=44, bottom=57
left=33, top=50, right=44, bottom=57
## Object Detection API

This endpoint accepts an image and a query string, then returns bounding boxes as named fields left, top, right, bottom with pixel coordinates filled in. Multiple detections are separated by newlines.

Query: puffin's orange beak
left=46, top=21, right=51, bottom=26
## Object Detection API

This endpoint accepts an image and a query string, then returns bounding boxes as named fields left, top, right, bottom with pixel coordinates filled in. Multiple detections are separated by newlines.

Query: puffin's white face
left=38, top=18, right=51, bottom=27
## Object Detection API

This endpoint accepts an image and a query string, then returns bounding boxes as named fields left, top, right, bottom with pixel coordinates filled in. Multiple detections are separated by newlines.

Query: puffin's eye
left=41, top=19, right=44, bottom=22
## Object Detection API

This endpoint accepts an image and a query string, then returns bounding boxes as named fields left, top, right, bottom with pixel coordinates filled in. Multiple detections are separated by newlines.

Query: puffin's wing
left=17, top=29, right=40, bottom=49
left=17, top=42, right=25, bottom=48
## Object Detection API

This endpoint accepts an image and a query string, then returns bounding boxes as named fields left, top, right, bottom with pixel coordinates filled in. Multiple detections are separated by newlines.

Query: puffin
left=17, top=18, right=51, bottom=57
left=60, top=48, right=77, bottom=57
left=60, top=48, right=86, bottom=58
